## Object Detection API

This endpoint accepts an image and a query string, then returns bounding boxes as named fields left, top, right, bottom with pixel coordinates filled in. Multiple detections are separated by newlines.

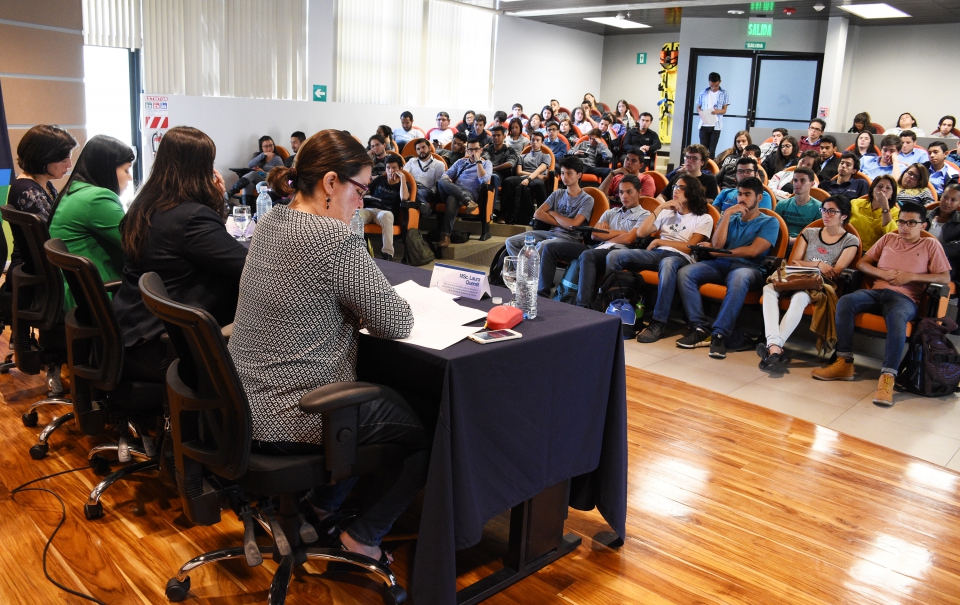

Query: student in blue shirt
left=711, top=157, right=773, bottom=211
left=676, top=177, right=780, bottom=359
left=861, top=135, right=902, bottom=180
left=436, top=136, right=491, bottom=248
left=897, top=131, right=929, bottom=165
left=925, top=141, right=960, bottom=195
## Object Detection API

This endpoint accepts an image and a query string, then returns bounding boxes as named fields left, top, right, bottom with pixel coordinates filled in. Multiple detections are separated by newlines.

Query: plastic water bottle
left=516, top=234, right=540, bottom=319
left=255, top=182, right=272, bottom=222
left=350, top=209, right=365, bottom=236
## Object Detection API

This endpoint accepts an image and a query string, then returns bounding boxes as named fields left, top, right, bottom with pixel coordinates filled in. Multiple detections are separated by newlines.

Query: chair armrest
left=839, top=268, right=863, bottom=292
left=298, top=381, right=386, bottom=415
left=104, top=280, right=122, bottom=294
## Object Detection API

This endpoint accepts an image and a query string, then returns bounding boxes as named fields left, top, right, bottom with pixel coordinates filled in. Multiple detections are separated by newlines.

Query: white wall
left=599, top=33, right=679, bottom=120
left=492, top=16, right=603, bottom=114
left=307, top=0, right=335, bottom=96
left=840, top=22, right=956, bottom=135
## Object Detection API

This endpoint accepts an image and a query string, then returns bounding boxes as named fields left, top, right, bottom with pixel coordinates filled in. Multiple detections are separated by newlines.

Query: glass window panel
left=693, top=56, right=752, bottom=116
left=754, top=59, right=818, bottom=121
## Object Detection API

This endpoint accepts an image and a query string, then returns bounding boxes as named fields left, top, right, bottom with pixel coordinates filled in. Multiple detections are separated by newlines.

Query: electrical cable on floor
left=10, top=467, right=108, bottom=605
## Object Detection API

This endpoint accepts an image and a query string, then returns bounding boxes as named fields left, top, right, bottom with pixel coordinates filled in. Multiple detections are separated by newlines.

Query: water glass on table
left=233, top=205, right=251, bottom=242
left=502, top=255, right=518, bottom=306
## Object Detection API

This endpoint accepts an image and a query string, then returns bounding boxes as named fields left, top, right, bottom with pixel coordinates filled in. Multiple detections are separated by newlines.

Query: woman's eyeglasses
left=342, top=176, right=370, bottom=197
left=820, top=208, right=842, bottom=216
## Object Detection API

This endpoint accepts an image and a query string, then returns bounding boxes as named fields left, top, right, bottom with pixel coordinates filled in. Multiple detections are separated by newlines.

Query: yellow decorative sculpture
left=657, top=42, right=679, bottom=144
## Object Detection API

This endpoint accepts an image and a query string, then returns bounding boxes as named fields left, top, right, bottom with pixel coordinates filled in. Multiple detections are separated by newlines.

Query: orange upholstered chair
left=644, top=171, right=669, bottom=197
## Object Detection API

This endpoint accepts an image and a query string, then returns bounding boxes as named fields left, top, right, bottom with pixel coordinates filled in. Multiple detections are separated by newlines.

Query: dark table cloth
left=357, top=261, right=627, bottom=605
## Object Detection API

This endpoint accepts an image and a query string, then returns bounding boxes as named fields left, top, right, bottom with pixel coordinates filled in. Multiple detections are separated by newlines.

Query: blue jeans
left=835, top=288, right=918, bottom=375
left=677, top=258, right=764, bottom=337
left=575, top=248, right=613, bottom=308
left=607, top=249, right=691, bottom=323
left=505, top=231, right=585, bottom=297
left=437, top=179, right=478, bottom=235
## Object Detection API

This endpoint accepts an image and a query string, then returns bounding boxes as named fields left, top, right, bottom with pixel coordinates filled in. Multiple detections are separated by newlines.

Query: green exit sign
left=636, top=52, right=647, bottom=64
left=745, top=41, right=766, bottom=50
left=312, top=84, right=327, bottom=102
left=747, top=21, right=773, bottom=37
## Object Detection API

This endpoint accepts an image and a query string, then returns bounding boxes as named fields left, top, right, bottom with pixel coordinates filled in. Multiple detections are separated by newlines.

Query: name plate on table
left=429, top=263, right=491, bottom=300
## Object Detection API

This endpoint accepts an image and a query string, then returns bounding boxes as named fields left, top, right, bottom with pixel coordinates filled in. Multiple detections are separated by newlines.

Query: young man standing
left=676, top=177, right=780, bottom=358
left=821, top=152, right=870, bottom=199
left=658, top=144, right=720, bottom=203
left=696, top=72, right=729, bottom=159
left=599, top=149, right=655, bottom=204
left=813, top=201, right=951, bottom=407
left=622, top=111, right=662, bottom=170
left=924, top=141, right=960, bottom=195
left=362, top=154, right=409, bottom=262
left=569, top=129, right=613, bottom=179
left=437, top=136, right=491, bottom=248
left=799, top=119, right=826, bottom=153
left=817, top=135, right=840, bottom=181
left=773, top=167, right=820, bottom=246
left=861, top=135, right=902, bottom=179
left=504, top=156, right=594, bottom=297
left=284, top=131, right=305, bottom=168
left=393, top=111, right=425, bottom=147
left=403, top=138, right=444, bottom=215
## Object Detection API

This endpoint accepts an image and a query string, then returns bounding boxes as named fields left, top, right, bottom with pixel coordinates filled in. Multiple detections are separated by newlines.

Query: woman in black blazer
left=113, top=126, right=247, bottom=381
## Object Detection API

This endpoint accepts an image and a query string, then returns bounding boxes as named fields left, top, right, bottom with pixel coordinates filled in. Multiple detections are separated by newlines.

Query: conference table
left=356, top=260, right=627, bottom=605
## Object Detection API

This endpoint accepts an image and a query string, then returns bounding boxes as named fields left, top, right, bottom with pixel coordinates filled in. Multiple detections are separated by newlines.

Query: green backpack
left=404, top=228, right=435, bottom=266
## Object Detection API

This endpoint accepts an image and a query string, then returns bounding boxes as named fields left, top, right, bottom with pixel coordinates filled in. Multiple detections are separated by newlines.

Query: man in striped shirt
left=696, top=72, right=730, bottom=160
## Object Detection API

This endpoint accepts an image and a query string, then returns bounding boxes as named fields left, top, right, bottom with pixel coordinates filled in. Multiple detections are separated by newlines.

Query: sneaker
left=757, top=343, right=788, bottom=372
left=811, top=357, right=855, bottom=381
left=709, top=334, right=727, bottom=359
left=872, top=373, right=896, bottom=407
left=676, top=327, right=711, bottom=349
left=637, top=321, right=665, bottom=343
left=381, top=253, right=393, bottom=262
left=464, top=201, right=478, bottom=212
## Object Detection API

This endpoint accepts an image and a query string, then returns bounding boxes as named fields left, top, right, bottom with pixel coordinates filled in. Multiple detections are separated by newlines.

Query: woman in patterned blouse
left=228, top=129, right=428, bottom=566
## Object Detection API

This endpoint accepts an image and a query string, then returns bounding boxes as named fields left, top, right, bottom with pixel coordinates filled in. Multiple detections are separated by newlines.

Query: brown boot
left=872, top=373, right=895, bottom=407
left=438, top=234, right=451, bottom=248
left=811, top=357, right=855, bottom=381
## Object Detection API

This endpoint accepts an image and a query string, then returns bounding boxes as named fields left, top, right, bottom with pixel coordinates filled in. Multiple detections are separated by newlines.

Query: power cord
left=10, top=467, right=108, bottom=605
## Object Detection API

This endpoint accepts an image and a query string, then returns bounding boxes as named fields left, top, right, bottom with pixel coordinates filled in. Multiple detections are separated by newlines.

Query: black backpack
left=596, top=270, right=644, bottom=312
left=404, top=228, right=435, bottom=266
left=897, top=317, right=960, bottom=397
left=488, top=245, right=509, bottom=287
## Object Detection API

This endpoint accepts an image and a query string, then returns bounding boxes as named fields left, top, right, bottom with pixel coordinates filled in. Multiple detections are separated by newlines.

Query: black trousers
left=499, top=176, right=546, bottom=225
left=699, top=126, right=722, bottom=160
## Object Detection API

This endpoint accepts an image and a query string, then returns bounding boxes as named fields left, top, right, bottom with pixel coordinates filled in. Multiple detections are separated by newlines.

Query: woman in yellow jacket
left=847, top=174, right=900, bottom=252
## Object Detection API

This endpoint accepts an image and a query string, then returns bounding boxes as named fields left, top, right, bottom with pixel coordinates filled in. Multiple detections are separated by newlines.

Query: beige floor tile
left=671, top=347, right=768, bottom=382
left=623, top=334, right=685, bottom=360
left=947, top=450, right=960, bottom=473
left=728, top=383, right=849, bottom=426
left=752, top=363, right=880, bottom=408
left=643, top=358, right=754, bottom=395
left=623, top=346, right=662, bottom=369
left=827, top=410, right=960, bottom=466
left=847, top=391, right=960, bottom=440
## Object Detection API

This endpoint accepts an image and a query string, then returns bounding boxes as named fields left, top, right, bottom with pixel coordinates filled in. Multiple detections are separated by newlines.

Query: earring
left=326, top=197, right=331, bottom=210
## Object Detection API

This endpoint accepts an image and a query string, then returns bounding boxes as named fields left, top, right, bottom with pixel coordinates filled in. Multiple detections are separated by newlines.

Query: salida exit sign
left=748, top=18, right=773, bottom=37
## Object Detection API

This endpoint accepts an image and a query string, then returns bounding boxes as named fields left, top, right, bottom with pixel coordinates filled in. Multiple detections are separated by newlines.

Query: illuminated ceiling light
left=584, top=16, right=651, bottom=28
left=838, top=3, right=911, bottom=18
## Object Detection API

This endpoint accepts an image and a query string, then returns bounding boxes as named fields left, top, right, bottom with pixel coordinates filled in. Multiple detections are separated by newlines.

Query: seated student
left=758, top=196, right=860, bottom=372
left=774, top=167, right=821, bottom=247
left=813, top=201, right=950, bottom=406
left=437, top=136, right=491, bottom=248
left=622, top=112, right=661, bottom=170
left=614, top=100, right=637, bottom=130
left=820, top=152, right=870, bottom=200
left=230, top=129, right=428, bottom=566
left=550, top=99, right=569, bottom=121
left=367, top=134, right=389, bottom=177
left=898, top=130, right=929, bottom=165
left=932, top=115, right=958, bottom=140
left=225, top=135, right=284, bottom=200
left=657, top=144, right=720, bottom=203
left=393, top=111, right=425, bottom=147
left=769, top=150, right=819, bottom=200
left=509, top=103, right=527, bottom=126
left=848, top=112, right=876, bottom=134
left=861, top=135, right=903, bottom=180
left=558, top=118, right=577, bottom=143
left=570, top=175, right=651, bottom=309
left=457, top=110, right=476, bottom=134
left=896, top=163, right=934, bottom=206
left=761, top=136, right=800, bottom=180
left=542, top=121, right=567, bottom=160
left=884, top=112, right=925, bottom=137
left=114, top=126, right=247, bottom=382
left=716, top=130, right=751, bottom=176
left=472, top=114, right=491, bottom=147
left=504, top=156, right=594, bottom=297
left=712, top=157, right=774, bottom=211
left=362, top=154, right=409, bottom=262
left=759, top=128, right=787, bottom=163
left=285, top=131, right=305, bottom=168
left=606, top=175, right=714, bottom=342
left=483, top=126, right=520, bottom=198
left=569, top=128, right=612, bottom=179
left=505, top=118, right=528, bottom=154
left=497, top=131, right=553, bottom=225
left=429, top=112, right=457, bottom=147
left=850, top=174, right=900, bottom=252
left=950, top=139, right=960, bottom=165
left=572, top=107, right=596, bottom=133
left=438, top=132, right=467, bottom=167
left=799, top=119, right=826, bottom=153
left=540, top=106, right=556, bottom=127
left=376, top=125, right=398, bottom=153
left=491, top=110, right=509, bottom=131
left=403, top=138, right=444, bottom=216
left=48, top=135, right=134, bottom=311
left=853, top=131, right=878, bottom=161
left=817, top=135, right=840, bottom=182
left=598, top=149, right=655, bottom=205
left=599, top=112, right=625, bottom=140
left=926, top=185, right=960, bottom=273
left=676, top=177, right=780, bottom=359
left=524, top=114, right=545, bottom=139
left=925, top=141, right=960, bottom=195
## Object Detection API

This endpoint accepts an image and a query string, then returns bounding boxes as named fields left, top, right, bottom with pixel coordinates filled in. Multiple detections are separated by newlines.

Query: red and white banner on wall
left=142, top=94, right=170, bottom=157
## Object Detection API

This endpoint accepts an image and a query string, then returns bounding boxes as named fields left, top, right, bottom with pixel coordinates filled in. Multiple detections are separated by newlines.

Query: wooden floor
left=1, top=335, right=960, bottom=604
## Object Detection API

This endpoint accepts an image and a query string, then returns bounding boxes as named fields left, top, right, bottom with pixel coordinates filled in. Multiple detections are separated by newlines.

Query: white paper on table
left=698, top=109, right=716, bottom=127
left=392, top=322, right=482, bottom=351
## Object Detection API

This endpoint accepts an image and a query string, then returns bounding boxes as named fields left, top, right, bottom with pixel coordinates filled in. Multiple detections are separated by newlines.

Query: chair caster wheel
left=90, top=455, right=111, bottom=475
left=382, top=584, right=407, bottom=605
left=84, top=502, right=103, bottom=520
left=29, top=443, right=48, bottom=460
left=22, top=412, right=38, bottom=427
left=165, top=576, right=190, bottom=602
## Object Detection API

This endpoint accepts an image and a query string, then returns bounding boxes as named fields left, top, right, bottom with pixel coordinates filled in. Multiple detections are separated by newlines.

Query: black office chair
left=138, top=272, right=407, bottom=605
left=44, top=239, right=168, bottom=519
left=0, top=205, right=73, bottom=459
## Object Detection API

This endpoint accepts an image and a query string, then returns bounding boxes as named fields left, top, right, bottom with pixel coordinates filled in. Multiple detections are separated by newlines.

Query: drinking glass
left=502, top=255, right=518, bottom=306
left=233, top=205, right=251, bottom=242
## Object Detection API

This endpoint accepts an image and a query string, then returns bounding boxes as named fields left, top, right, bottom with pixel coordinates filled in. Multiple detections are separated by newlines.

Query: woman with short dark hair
left=896, top=163, right=934, bottom=205
left=48, top=135, right=135, bottom=310
left=229, top=129, right=428, bottom=566
left=225, top=135, right=284, bottom=200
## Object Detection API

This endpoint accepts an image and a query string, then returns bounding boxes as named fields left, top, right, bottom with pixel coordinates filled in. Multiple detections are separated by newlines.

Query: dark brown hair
left=899, top=163, right=930, bottom=189
left=677, top=174, right=708, bottom=216
left=267, top=129, right=372, bottom=199
left=121, top=126, right=223, bottom=264
left=16, top=124, right=77, bottom=175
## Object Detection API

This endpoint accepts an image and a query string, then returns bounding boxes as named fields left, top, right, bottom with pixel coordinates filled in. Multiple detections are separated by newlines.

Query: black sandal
left=327, top=537, right=392, bottom=573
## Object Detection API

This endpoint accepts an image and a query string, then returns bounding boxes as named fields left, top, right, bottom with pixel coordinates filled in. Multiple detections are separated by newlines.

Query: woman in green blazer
left=49, top=135, right=135, bottom=310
